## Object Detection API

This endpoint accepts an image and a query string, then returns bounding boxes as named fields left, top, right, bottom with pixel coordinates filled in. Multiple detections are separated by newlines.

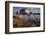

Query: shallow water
left=18, top=15, right=40, bottom=21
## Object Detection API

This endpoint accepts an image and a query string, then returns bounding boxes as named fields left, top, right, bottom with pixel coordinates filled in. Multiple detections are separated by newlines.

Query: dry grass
left=13, top=15, right=40, bottom=28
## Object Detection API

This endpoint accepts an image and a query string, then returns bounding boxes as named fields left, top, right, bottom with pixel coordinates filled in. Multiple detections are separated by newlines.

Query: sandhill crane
left=16, top=8, right=33, bottom=16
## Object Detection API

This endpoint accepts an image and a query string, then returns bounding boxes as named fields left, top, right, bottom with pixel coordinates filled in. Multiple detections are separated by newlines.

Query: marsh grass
left=13, top=15, right=40, bottom=28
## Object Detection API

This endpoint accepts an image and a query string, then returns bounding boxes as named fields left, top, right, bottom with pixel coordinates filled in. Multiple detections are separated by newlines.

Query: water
left=13, top=14, right=40, bottom=21
left=20, top=15, right=40, bottom=21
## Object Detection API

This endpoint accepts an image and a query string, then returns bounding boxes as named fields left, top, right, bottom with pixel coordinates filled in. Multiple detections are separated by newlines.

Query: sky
left=13, top=7, right=40, bottom=13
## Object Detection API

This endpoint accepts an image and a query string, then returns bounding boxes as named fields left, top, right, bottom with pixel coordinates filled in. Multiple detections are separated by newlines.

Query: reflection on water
left=18, top=15, right=40, bottom=21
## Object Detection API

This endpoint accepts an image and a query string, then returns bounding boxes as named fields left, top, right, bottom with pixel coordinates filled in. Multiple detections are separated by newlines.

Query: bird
left=16, top=8, right=33, bottom=16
